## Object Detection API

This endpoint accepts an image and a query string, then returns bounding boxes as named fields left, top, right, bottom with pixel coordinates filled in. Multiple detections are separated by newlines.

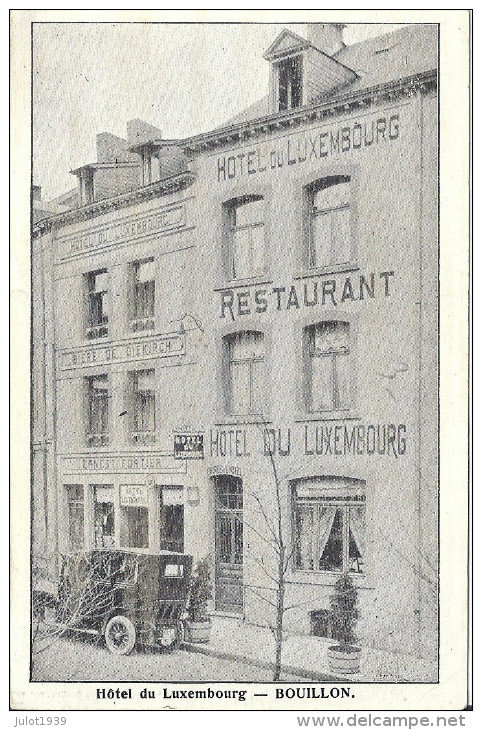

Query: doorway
left=214, top=476, right=243, bottom=613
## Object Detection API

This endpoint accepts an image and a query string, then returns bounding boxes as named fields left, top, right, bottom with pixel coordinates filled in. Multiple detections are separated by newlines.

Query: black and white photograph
left=10, top=9, right=470, bottom=714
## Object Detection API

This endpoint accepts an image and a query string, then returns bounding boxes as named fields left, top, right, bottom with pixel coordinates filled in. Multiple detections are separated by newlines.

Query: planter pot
left=186, top=619, right=211, bottom=643
left=327, top=645, right=361, bottom=675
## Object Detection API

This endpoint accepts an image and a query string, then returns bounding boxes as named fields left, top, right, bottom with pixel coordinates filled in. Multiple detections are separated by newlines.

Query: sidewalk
left=183, top=615, right=437, bottom=683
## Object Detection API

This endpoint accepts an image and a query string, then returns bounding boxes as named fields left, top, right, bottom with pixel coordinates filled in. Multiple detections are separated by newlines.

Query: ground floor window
left=93, top=484, right=115, bottom=549
left=292, top=478, right=366, bottom=574
left=120, top=505, right=149, bottom=549
left=66, top=484, right=84, bottom=551
left=160, top=504, right=184, bottom=552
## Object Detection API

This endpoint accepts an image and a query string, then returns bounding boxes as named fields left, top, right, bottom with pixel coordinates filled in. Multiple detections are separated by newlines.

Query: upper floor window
left=292, top=480, right=365, bottom=575
left=131, top=259, right=155, bottom=332
left=277, top=55, right=303, bottom=111
left=225, top=331, right=266, bottom=416
left=86, top=269, right=109, bottom=339
left=306, top=321, right=351, bottom=413
left=130, top=369, right=156, bottom=445
left=227, top=197, right=265, bottom=281
left=86, top=374, right=109, bottom=447
left=308, top=177, right=352, bottom=270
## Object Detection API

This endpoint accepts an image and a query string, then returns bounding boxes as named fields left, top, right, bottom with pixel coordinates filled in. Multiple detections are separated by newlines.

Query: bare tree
left=31, top=551, right=136, bottom=677
left=239, top=425, right=300, bottom=681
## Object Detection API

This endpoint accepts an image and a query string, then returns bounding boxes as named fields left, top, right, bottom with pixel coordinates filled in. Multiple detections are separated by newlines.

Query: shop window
left=86, top=269, right=109, bottom=339
left=129, top=369, right=156, bottom=445
left=86, top=375, right=109, bottom=447
left=66, top=484, right=84, bottom=552
left=224, top=331, right=266, bottom=416
left=120, top=506, right=149, bottom=549
left=292, top=479, right=365, bottom=574
left=277, top=55, right=303, bottom=111
left=131, top=259, right=155, bottom=332
left=306, top=321, right=351, bottom=413
left=160, top=505, right=184, bottom=552
left=226, top=197, right=265, bottom=280
left=93, top=485, right=115, bottom=549
left=307, top=177, right=352, bottom=270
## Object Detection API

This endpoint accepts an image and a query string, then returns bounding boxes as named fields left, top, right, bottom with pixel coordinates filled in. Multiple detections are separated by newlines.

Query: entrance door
left=214, top=476, right=243, bottom=613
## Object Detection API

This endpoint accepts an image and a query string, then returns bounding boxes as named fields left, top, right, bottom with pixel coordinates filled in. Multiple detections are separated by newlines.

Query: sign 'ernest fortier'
left=216, top=113, right=400, bottom=182
left=60, top=334, right=184, bottom=370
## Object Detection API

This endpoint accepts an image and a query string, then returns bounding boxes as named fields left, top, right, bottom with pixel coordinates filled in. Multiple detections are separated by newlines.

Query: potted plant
left=185, top=557, right=213, bottom=643
left=327, top=573, right=361, bottom=675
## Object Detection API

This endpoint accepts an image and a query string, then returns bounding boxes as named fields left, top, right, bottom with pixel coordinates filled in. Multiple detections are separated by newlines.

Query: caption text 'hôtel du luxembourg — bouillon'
left=32, top=23, right=438, bottom=677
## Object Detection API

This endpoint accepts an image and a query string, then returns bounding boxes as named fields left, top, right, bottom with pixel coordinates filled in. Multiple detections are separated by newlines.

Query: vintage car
left=53, top=549, right=193, bottom=654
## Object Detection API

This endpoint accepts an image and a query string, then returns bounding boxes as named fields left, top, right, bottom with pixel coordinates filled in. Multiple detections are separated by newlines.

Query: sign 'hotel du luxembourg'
left=215, top=111, right=401, bottom=182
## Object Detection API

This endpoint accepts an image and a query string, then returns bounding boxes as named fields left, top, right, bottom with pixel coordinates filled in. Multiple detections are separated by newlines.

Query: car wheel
left=104, top=616, right=136, bottom=655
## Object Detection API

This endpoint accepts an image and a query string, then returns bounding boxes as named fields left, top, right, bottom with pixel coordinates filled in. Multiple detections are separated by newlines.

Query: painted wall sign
left=174, top=433, right=204, bottom=459
left=207, top=465, right=242, bottom=478
left=58, top=204, right=186, bottom=260
left=60, top=453, right=185, bottom=475
left=220, top=271, right=395, bottom=321
left=209, top=424, right=407, bottom=459
left=216, top=114, right=400, bottom=182
left=59, top=334, right=184, bottom=370
left=120, top=484, right=149, bottom=507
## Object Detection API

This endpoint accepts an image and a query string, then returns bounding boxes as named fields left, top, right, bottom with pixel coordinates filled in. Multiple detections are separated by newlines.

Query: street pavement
left=32, top=634, right=302, bottom=682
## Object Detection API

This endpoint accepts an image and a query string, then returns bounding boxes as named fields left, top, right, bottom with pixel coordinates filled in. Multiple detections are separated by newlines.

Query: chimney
left=127, top=119, right=163, bottom=147
left=96, top=132, right=133, bottom=163
left=306, top=23, right=346, bottom=56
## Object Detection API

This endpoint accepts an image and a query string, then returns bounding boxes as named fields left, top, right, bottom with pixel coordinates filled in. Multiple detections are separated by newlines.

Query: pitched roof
left=219, top=24, right=437, bottom=128
left=263, top=29, right=312, bottom=60
left=332, top=23, right=437, bottom=96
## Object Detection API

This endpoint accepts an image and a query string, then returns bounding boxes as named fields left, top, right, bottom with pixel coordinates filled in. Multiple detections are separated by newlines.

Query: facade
left=32, top=23, right=438, bottom=671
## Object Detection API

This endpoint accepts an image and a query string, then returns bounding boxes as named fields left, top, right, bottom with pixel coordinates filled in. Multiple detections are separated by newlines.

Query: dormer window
left=277, top=55, right=303, bottom=111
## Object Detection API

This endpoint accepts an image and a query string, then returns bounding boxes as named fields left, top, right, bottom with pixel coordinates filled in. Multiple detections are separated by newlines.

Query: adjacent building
left=32, top=23, right=439, bottom=673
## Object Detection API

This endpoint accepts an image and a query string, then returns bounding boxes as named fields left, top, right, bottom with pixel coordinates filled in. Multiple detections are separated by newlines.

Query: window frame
left=291, top=480, right=366, bottom=577
left=130, top=258, right=155, bottom=332
left=92, top=484, right=115, bottom=549
left=224, top=196, right=266, bottom=282
left=65, top=484, right=84, bottom=552
left=85, top=269, right=109, bottom=340
left=307, top=176, right=352, bottom=271
left=276, top=54, right=303, bottom=111
left=306, top=321, right=352, bottom=414
left=224, top=330, right=267, bottom=417
left=129, top=369, right=156, bottom=445
left=86, top=374, right=109, bottom=447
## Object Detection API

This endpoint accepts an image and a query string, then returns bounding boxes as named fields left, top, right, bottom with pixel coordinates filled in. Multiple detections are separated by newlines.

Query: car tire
left=104, top=615, right=136, bottom=655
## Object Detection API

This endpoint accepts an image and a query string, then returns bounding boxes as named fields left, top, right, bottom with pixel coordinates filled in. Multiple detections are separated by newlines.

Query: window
left=120, top=485, right=149, bottom=549
left=86, top=375, right=109, bottom=446
left=86, top=269, right=109, bottom=339
left=308, top=177, right=351, bottom=270
left=66, top=485, right=84, bottom=551
left=120, top=506, right=149, bottom=549
left=93, top=485, right=115, bottom=549
left=278, top=55, right=302, bottom=111
left=227, top=197, right=265, bottom=280
left=130, top=369, right=156, bottom=445
left=131, top=259, right=155, bottom=331
left=306, top=321, right=351, bottom=412
left=225, top=331, right=266, bottom=416
left=292, top=479, right=366, bottom=574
